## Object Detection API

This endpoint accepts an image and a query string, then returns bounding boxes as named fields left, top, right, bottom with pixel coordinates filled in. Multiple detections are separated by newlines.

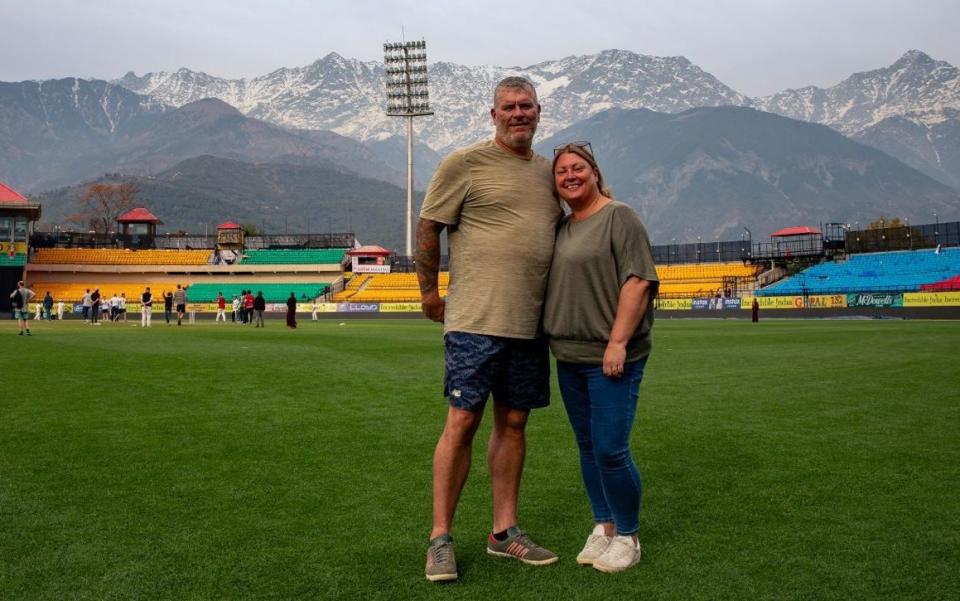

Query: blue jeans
left=557, top=358, right=647, bottom=535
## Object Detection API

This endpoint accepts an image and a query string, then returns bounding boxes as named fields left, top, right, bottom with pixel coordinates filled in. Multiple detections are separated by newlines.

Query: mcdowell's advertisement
left=846, top=293, right=903, bottom=308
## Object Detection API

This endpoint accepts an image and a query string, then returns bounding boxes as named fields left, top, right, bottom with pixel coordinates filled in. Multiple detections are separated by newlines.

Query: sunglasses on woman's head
left=553, top=141, right=594, bottom=158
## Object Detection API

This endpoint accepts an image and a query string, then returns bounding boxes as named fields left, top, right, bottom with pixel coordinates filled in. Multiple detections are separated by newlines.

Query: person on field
left=544, top=142, right=658, bottom=573
left=752, top=298, right=760, bottom=323
left=244, top=290, right=255, bottom=325
left=286, top=292, right=298, bottom=329
left=34, top=300, right=43, bottom=320
left=90, top=288, right=101, bottom=325
left=81, top=289, right=92, bottom=323
left=118, top=293, right=127, bottom=322
left=56, top=300, right=65, bottom=321
left=417, top=76, right=563, bottom=582
left=141, top=287, right=153, bottom=327
left=163, top=290, right=174, bottom=324
left=109, top=292, right=120, bottom=322
left=173, top=284, right=187, bottom=326
left=253, top=291, right=266, bottom=327
left=43, top=291, right=53, bottom=320
left=311, top=301, right=319, bottom=321
left=216, top=292, right=227, bottom=322
left=9, top=281, right=35, bottom=335
left=231, top=295, right=240, bottom=323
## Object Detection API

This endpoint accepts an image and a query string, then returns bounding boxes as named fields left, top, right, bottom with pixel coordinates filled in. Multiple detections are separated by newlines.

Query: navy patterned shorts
left=443, top=332, right=551, bottom=412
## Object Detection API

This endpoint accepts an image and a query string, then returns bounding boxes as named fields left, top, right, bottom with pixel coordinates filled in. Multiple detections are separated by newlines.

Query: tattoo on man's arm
left=415, top=219, right=443, bottom=295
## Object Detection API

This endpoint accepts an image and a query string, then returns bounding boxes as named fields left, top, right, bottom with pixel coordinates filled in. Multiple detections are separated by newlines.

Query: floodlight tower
left=384, top=39, right=434, bottom=257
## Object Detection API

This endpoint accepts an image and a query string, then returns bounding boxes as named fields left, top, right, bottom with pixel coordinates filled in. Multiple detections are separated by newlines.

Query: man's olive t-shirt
left=420, top=140, right=562, bottom=338
left=543, top=201, right=659, bottom=363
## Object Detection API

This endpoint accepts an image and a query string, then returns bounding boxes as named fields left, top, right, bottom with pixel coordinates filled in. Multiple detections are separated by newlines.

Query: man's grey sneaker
left=425, top=534, right=457, bottom=582
left=486, top=526, right=558, bottom=566
left=592, top=535, right=642, bottom=573
left=576, top=524, right=612, bottom=566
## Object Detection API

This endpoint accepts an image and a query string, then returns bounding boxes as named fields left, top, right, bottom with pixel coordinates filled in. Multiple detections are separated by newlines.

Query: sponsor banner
left=903, top=291, right=960, bottom=307
left=337, top=302, right=380, bottom=313
left=318, top=303, right=338, bottom=313
left=657, top=298, right=692, bottom=310
left=807, top=294, right=847, bottom=309
left=353, top=264, right=391, bottom=274
left=723, top=298, right=742, bottom=310
left=747, top=296, right=805, bottom=309
left=847, top=293, right=902, bottom=308
left=0, top=241, right=27, bottom=254
left=691, top=298, right=712, bottom=310
left=380, top=302, right=422, bottom=313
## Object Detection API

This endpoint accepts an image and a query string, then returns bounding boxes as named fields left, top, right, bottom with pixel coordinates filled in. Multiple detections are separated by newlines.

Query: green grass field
left=2, top=318, right=958, bottom=600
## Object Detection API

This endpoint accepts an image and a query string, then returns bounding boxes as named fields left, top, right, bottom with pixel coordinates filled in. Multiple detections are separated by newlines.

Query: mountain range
left=116, top=49, right=960, bottom=188
left=3, top=48, right=960, bottom=246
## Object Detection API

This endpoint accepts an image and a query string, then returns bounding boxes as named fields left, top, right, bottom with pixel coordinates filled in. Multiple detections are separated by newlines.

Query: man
left=56, top=300, right=65, bottom=321
left=118, top=293, right=127, bottom=322
left=81, top=288, right=92, bottom=323
left=216, top=292, right=227, bottom=322
left=109, top=292, right=120, bottom=322
left=173, top=284, right=187, bottom=326
left=43, top=291, right=53, bottom=320
left=417, top=76, right=563, bottom=583
left=244, top=290, right=255, bottom=325
left=9, top=281, right=35, bottom=335
left=141, top=287, right=153, bottom=327
left=163, top=290, right=173, bottom=324
left=90, top=288, right=101, bottom=325
left=231, top=295, right=240, bottom=323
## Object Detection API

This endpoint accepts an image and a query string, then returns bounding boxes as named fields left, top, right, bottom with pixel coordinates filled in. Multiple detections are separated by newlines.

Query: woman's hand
left=603, top=341, right=627, bottom=377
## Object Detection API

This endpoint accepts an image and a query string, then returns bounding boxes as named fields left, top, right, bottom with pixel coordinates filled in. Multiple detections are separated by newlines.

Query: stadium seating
left=184, top=283, right=330, bottom=303
left=25, top=282, right=178, bottom=303
left=756, top=248, right=960, bottom=295
left=240, top=249, right=349, bottom=264
left=32, top=248, right=212, bottom=265
left=655, top=262, right=761, bottom=298
left=333, top=272, right=449, bottom=302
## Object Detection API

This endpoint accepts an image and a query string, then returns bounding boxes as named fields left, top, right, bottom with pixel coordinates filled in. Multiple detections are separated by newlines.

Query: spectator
left=253, top=291, right=266, bottom=327
left=90, top=288, right=101, bottom=325
left=10, top=281, right=35, bottom=335
left=173, top=284, right=187, bottom=326
left=231, top=295, right=240, bottom=323
left=141, top=287, right=153, bottom=327
left=216, top=292, right=227, bottom=323
left=163, top=291, right=173, bottom=324
left=43, top=291, right=53, bottom=320
left=286, top=292, right=298, bottom=329
left=81, top=289, right=92, bottom=323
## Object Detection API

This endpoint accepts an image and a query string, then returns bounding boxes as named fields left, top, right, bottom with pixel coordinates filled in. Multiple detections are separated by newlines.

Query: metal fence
left=30, top=231, right=357, bottom=250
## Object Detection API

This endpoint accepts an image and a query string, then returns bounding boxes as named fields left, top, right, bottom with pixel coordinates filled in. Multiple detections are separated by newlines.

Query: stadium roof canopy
left=117, top=207, right=161, bottom=223
left=771, top=226, right=821, bottom=237
left=0, top=179, right=28, bottom=204
left=217, top=220, right=241, bottom=230
left=347, top=245, right=393, bottom=256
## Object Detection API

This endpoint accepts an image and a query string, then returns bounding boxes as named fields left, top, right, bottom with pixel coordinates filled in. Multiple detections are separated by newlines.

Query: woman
left=254, top=291, right=266, bottom=327
left=286, top=292, right=298, bottom=329
left=544, top=142, right=658, bottom=574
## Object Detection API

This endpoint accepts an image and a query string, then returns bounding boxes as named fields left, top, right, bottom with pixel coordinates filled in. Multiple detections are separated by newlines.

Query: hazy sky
left=1, top=0, right=957, bottom=97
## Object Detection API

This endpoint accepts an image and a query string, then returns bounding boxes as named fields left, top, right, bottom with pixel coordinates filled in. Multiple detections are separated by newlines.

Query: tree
left=867, top=216, right=904, bottom=230
left=240, top=222, right=262, bottom=236
left=69, top=183, right=139, bottom=234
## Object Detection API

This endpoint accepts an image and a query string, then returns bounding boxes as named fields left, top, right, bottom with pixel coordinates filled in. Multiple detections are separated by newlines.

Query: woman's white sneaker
left=592, top=535, right=641, bottom=573
left=576, top=524, right=612, bottom=565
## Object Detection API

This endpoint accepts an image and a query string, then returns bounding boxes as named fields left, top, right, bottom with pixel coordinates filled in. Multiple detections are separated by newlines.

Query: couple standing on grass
left=417, top=76, right=658, bottom=582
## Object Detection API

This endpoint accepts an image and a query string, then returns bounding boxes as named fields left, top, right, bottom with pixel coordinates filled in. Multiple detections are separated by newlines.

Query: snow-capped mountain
left=753, top=50, right=959, bottom=135
left=116, top=50, right=748, bottom=153
left=752, top=50, right=960, bottom=187
left=116, top=49, right=960, bottom=188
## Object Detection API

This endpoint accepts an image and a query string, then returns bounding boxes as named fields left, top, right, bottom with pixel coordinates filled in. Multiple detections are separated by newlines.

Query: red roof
left=117, top=207, right=161, bottom=223
left=0, top=180, right=28, bottom=204
left=217, top=220, right=241, bottom=230
left=347, top=245, right=394, bottom=256
left=771, top=226, right=821, bottom=237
